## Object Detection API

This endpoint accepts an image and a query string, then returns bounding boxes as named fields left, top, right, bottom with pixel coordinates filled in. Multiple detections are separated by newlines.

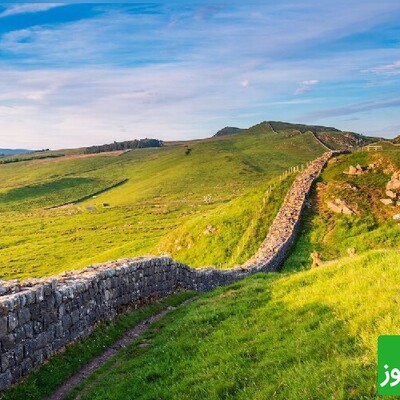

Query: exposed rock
left=329, top=157, right=338, bottom=164
left=311, top=252, right=323, bottom=268
left=386, top=190, right=397, bottom=199
left=393, top=214, right=400, bottom=221
left=347, top=247, right=357, bottom=257
left=347, top=165, right=358, bottom=175
left=327, top=198, right=356, bottom=215
left=203, top=225, right=217, bottom=235
left=386, top=171, right=400, bottom=191
left=343, top=164, right=365, bottom=176
left=380, top=198, right=394, bottom=206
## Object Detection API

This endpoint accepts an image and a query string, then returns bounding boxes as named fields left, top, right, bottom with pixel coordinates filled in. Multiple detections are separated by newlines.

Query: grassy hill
left=42, top=144, right=400, bottom=399
left=2, top=124, right=400, bottom=400
left=0, top=122, right=378, bottom=280
left=268, top=120, right=341, bottom=133
left=213, top=126, right=244, bottom=137
left=0, top=122, right=332, bottom=280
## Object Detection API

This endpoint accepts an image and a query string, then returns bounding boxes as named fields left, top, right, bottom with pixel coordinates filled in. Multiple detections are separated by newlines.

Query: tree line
left=84, top=139, right=164, bottom=154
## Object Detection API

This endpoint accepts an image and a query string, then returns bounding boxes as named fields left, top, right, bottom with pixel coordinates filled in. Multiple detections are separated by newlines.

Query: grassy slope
left=61, top=249, right=400, bottom=400
left=0, top=126, right=326, bottom=279
left=283, top=143, right=400, bottom=272
left=3, top=131, right=398, bottom=399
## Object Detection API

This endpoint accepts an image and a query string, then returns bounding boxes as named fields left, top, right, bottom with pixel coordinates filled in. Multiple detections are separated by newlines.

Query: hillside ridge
left=211, top=120, right=374, bottom=150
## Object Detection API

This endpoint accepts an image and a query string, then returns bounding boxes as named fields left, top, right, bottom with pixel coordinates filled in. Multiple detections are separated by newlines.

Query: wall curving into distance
left=0, top=150, right=342, bottom=391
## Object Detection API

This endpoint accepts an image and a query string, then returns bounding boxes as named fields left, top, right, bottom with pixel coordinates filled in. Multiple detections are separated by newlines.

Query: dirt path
left=46, top=298, right=194, bottom=400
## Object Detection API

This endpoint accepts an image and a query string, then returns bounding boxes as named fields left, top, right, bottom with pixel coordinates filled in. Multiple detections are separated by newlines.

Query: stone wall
left=0, top=150, right=341, bottom=391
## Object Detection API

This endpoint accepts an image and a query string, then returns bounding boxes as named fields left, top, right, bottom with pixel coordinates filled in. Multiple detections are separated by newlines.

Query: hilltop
left=213, top=121, right=375, bottom=150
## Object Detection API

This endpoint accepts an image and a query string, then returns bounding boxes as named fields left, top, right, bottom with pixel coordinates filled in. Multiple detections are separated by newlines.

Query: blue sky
left=0, top=1, right=400, bottom=149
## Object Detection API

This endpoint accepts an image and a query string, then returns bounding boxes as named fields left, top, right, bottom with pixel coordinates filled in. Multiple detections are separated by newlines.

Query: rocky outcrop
left=347, top=247, right=357, bottom=257
left=344, top=164, right=364, bottom=176
left=327, top=198, right=356, bottom=215
left=386, top=190, right=397, bottom=199
left=386, top=171, right=400, bottom=191
left=0, top=151, right=341, bottom=391
left=380, top=198, right=394, bottom=206
left=380, top=171, right=400, bottom=207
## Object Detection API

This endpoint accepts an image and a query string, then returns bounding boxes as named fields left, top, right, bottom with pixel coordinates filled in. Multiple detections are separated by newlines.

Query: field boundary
left=45, top=178, right=128, bottom=209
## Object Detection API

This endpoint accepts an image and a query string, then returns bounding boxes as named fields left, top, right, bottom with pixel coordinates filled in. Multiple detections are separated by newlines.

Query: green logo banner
left=378, top=336, right=400, bottom=395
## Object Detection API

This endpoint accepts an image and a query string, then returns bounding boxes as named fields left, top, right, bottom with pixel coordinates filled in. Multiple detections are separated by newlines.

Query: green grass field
left=43, top=249, right=400, bottom=400
left=0, top=123, right=328, bottom=280
left=3, top=125, right=400, bottom=399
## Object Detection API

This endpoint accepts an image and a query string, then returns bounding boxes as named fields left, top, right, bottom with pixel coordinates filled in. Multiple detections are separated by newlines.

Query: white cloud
left=1, top=2, right=400, bottom=147
left=295, top=79, right=319, bottom=94
left=365, top=61, right=400, bottom=76
left=0, top=4, right=64, bottom=18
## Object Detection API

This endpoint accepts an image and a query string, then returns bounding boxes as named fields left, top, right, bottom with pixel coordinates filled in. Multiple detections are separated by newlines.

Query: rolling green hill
left=0, top=122, right=377, bottom=280
left=47, top=144, right=400, bottom=400
left=0, top=122, right=329, bottom=280
left=3, top=123, right=400, bottom=400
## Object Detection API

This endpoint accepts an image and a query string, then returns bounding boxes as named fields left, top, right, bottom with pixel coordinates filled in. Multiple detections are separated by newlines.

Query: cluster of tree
left=84, top=139, right=164, bottom=154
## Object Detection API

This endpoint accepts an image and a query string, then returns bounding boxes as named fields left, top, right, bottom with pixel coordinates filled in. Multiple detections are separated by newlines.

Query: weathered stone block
left=1, top=334, right=15, bottom=352
left=0, top=371, right=12, bottom=391
left=0, top=316, right=7, bottom=337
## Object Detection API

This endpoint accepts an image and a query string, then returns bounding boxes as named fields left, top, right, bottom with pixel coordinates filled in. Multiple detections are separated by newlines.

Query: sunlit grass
left=63, top=250, right=400, bottom=400
left=0, top=128, right=325, bottom=279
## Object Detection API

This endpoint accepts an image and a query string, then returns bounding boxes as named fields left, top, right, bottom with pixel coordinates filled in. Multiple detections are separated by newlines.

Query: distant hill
left=315, top=131, right=374, bottom=150
left=0, top=148, right=32, bottom=157
left=213, top=120, right=374, bottom=150
left=213, top=121, right=341, bottom=138
left=268, top=121, right=341, bottom=134
left=213, top=127, right=244, bottom=137
left=391, top=135, right=400, bottom=144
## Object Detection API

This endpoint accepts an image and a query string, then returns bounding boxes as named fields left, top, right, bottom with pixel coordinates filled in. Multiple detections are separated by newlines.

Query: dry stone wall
left=0, top=150, right=342, bottom=391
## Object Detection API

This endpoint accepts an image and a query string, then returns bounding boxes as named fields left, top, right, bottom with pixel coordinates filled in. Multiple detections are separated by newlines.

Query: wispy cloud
left=301, top=98, right=400, bottom=120
left=295, top=79, right=319, bottom=94
left=0, top=3, right=64, bottom=18
left=1, top=2, right=400, bottom=147
left=365, top=61, right=400, bottom=76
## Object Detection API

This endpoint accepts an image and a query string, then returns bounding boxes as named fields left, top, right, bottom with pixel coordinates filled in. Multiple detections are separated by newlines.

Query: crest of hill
left=213, top=127, right=245, bottom=137
left=212, top=120, right=374, bottom=150
left=391, top=134, right=400, bottom=144
left=268, top=121, right=341, bottom=134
